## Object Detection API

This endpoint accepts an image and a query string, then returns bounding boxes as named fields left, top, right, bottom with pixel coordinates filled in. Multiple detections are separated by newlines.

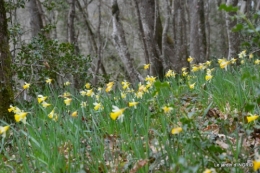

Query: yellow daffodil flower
left=48, top=109, right=58, bottom=121
left=37, top=95, right=47, bottom=103
left=144, top=64, right=150, bottom=70
left=80, top=90, right=87, bottom=96
left=64, top=98, right=72, bottom=106
left=106, top=82, right=114, bottom=93
left=110, top=106, right=126, bottom=122
left=71, top=111, right=78, bottom=117
left=121, top=92, right=126, bottom=99
left=15, top=112, right=28, bottom=124
left=205, top=74, right=213, bottom=81
left=0, top=125, right=10, bottom=138
left=255, top=59, right=260, bottom=65
left=121, top=80, right=130, bottom=90
left=93, top=102, right=102, bottom=111
left=8, top=105, right=16, bottom=112
left=23, top=82, right=30, bottom=90
left=187, top=56, right=193, bottom=63
left=86, top=89, right=94, bottom=97
left=80, top=102, right=87, bottom=108
left=230, top=58, right=237, bottom=64
left=249, top=53, right=253, bottom=59
left=85, top=83, right=91, bottom=89
left=42, top=101, right=51, bottom=108
left=145, top=75, right=156, bottom=84
left=203, top=168, right=212, bottom=173
left=191, top=65, right=199, bottom=72
left=162, top=106, right=173, bottom=114
left=64, top=81, right=71, bottom=86
left=62, top=92, right=71, bottom=97
left=129, top=101, right=138, bottom=108
left=189, top=83, right=195, bottom=89
left=238, top=50, right=246, bottom=58
left=205, top=61, right=211, bottom=66
left=165, top=69, right=176, bottom=78
left=171, top=127, right=182, bottom=135
left=253, top=160, right=260, bottom=171
left=46, top=78, right=52, bottom=84
left=247, top=114, right=259, bottom=123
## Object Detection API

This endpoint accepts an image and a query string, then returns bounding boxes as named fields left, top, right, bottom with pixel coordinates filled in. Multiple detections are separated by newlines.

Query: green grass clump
left=1, top=53, right=260, bottom=173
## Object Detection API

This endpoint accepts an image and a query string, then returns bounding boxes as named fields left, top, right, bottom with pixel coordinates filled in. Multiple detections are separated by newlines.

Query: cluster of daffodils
left=8, top=105, right=28, bottom=124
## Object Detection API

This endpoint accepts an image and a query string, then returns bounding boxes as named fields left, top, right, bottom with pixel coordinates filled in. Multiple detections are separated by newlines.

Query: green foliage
left=13, top=34, right=92, bottom=91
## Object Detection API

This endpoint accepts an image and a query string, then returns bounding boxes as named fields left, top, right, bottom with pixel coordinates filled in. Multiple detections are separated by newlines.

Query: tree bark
left=133, top=0, right=149, bottom=64
left=189, top=0, right=201, bottom=63
left=0, top=0, right=14, bottom=121
left=198, top=0, right=207, bottom=61
left=225, top=0, right=239, bottom=60
left=111, top=0, right=143, bottom=84
left=29, top=0, right=44, bottom=37
left=138, top=0, right=164, bottom=79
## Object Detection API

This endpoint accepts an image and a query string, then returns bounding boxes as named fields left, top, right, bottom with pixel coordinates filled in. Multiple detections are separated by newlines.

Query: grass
left=1, top=55, right=260, bottom=173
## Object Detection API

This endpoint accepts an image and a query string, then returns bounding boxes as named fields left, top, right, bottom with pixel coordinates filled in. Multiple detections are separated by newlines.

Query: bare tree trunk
left=0, top=0, right=14, bottom=121
left=161, top=0, right=171, bottom=70
left=138, top=0, right=164, bottom=79
left=111, top=0, right=143, bottom=84
left=198, top=0, right=207, bottom=61
left=225, top=0, right=239, bottom=60
left=68, top=0, right=76, bottom=44
left=133, top=0, right=149, bottom=64
left=29, top=0, right=44, bottom=37
left=93, top=0, right=102, bottom=86
left=189, top=0, right=201, bottom=63
left=205, top=0, right=210, bottom=60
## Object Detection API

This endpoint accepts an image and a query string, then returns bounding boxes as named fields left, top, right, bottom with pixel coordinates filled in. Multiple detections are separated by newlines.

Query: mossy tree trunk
left=0, top=0, right=14, bottom=121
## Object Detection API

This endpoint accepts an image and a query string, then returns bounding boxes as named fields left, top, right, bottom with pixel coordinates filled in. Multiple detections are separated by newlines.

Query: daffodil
left=64, top=98, right=72, bottom=106
left=110, top=106, right=126, bottom=122
left=23, top=82, right=30, bottom=90
left=42, top=101, right=51, bottom=108
left=253, top=160, right=260, bottom=171
left=189, top=83, right=195, bottom=89
left=0, top=125, right=10, bottom=138
left=205, top=74, right=213, bottom=81
left=187, top=56, right=193, bottom=63
left=93, top=102, right=102, bottom=111
left=247, top=114, right=259, bottom=123
left=80, top=101, right=87, bottom=108
left=37, top=95, right=47, bottom=103
left=121, top=92, right=126, bottom=99
left=171, top=127, right=182, bottom=135
left=71, top=111, right=78, bottom=117
left=205, top=61, right=211, bottom=66
left=203, top=168, right=212, bottom=173
left=8, top=105, right=16, bottom=112
left=238, top=50, right=246, bottom=58
left=85, top=83, right=91, bottom=89
left=106, top=82, right=114, bottom=93
left=86, top=89, right=94, bottom=97
left=191, top=65, right=199, bottom=72
left=129, top=101, right=138, bottom=108
left=46, top=78, right=52, bottom=84
left=15, top=112, right=28, bottom=124
left=230, top=58, right=237, bottom=64
left=255, top=59, right=260, bottom=65
left=249, top=53, right=253, bottom=59
left=144, top=64, right=150, bottom=70
left=145, top=75, right=156, bottom=84
left=165, top=69, right=176, bottom=78
left=162, top=106, right=173, bottom=114
left=121, top=80, right=130, bottom=90
left=80, top=90, right=87, bottom=96
left=64, top=81, right=71, bottom=86
left=48, top=109, right=58, bottom=121
left=218, top=58, right=230, bottom=69
left=62, top=92, right=71, bottom=97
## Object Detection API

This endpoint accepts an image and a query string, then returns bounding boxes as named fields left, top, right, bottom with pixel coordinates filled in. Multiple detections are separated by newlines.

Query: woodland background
left=1, top=0, right=260, bottom=118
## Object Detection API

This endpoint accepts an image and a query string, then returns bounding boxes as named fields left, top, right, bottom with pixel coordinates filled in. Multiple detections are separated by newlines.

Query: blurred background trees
left=1, top=0, right=260, bottom=107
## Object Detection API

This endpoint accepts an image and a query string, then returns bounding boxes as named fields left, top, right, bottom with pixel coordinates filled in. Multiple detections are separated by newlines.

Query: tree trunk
left=225, top=0, right=239, bottom=60
left=133, top=0, right=149, bottom=64
left=198, top=0, right=207, bottom=61
left=29, top=0, right=44, bottom=37
left=111, top=0, right=143, bottom=84
left=0, top=0, right=14, bottom=121
left=189, top=0, right=201, bottom=63
left=138, top=0, right=164, bottom=79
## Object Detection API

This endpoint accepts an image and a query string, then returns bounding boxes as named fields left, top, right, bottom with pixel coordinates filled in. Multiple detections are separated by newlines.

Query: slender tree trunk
left=0, top=0, right=14, bottom=121
left=205, top=0, right=210, bottom=60
left=111, top=0, right=143, bottom=84
left=29, top=0, right=44, bottom=37
left=68, top=0, right=76, bottom=44
left=198, top=0, right=207, bottom=62
left=225, top=0, right=239, bottom=60
left=93, top=0, right=102, bottom=86
left=189, top=0, right=201, bottom=63
left=138, top=0, right=164, bottom=79
left=133, top=0, right=149, bottom=64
